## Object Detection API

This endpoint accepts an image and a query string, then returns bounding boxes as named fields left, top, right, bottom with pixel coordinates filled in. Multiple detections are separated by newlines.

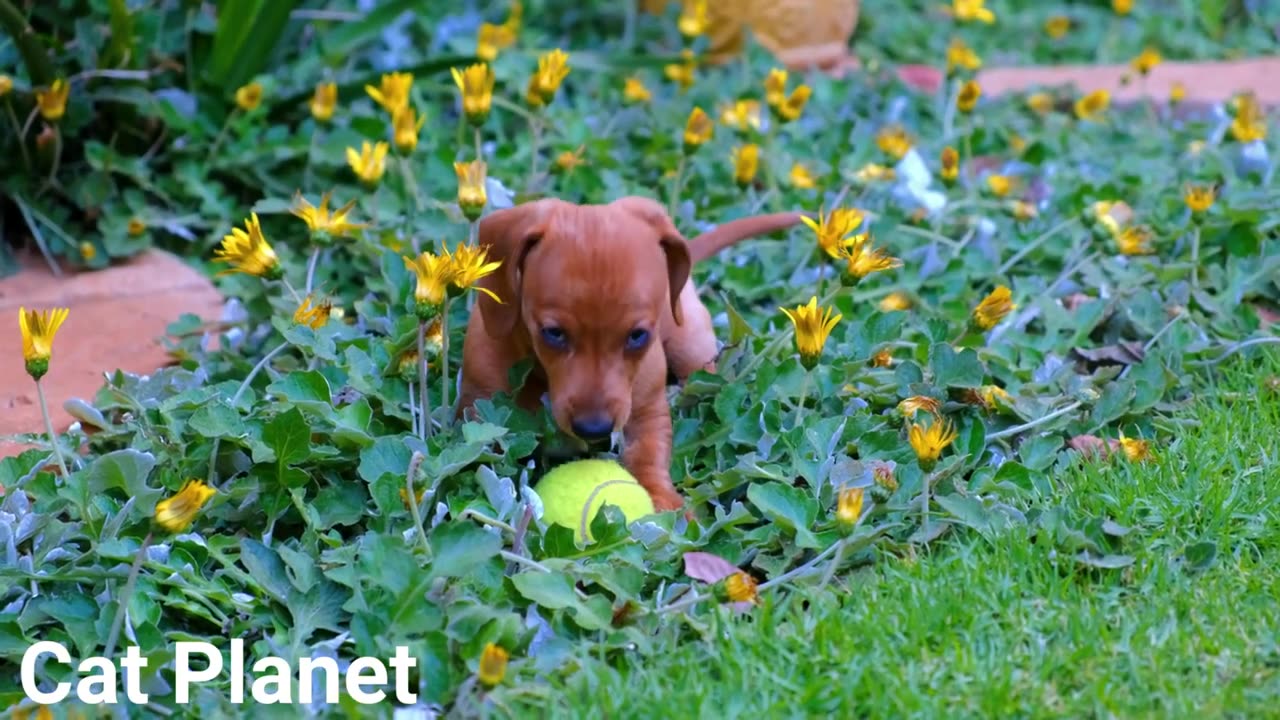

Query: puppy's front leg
left=622, top=399, right=684, bottom=512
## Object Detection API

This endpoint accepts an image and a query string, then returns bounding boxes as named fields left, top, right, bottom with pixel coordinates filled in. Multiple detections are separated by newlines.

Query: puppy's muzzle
left=570, top=414, right=614, bottom=444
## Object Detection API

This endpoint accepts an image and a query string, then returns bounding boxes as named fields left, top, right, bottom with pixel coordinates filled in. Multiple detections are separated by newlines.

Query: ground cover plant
left=2, top=0, right=1279, bottom=717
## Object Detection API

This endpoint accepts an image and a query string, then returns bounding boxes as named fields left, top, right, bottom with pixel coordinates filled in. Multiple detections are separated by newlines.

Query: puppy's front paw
left=650, top=488, right=685, bottom=513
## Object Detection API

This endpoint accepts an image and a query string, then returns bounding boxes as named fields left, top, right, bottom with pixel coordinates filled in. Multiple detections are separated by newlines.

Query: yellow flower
left=1170, top=82, right=1186, bottom=105
left=664, top=50, right=696, bottom=91
left=764, top=68, right=788, bottom=109
left=624, top=76, right=652, bottom=104
left=875, top=124, right=913, bottom=160
left=872, top=462, right=897, bottom=491
left=531, top=48, right=571, bottom=104
left=454, top=160, right=488, bottom=221
left=554, top=146, right=586, bottom=174
left=1026, top=92, right=1054, bottom=115
left=945, top=38, right=981, bottom=74
left=951, top=0, right=995, bottom=24
left=1229, top=94, right=1266, bottom=143
left=452, top=63, right=495, bottom=126
left=683, top=106, right=714, bottom=152
left=1117, top=432, right=1151, bottom=462
left=731, top=144, right=759, bottom=187
left=801, top=207, right=865, bottom=259
left=854, top=163, right=896, bottom=183
left=1116, top=225, right=1154, bottom=256
left=477, top=643, right=509, bottom=687
left=956, top=80, right=981, bottom=113
left=898, top=395, right=941, bottom=419
left=720, top=99, right=763, bottom=133
left=291, top=191, right=366, bottom=243
left=940, top=146, right=959, bottom=184
left=235, top=81, right=263, bottom=112
left=790, top=163, right=816, bottom=190
left=870, top=349, right=893, bottom=367
left=1183, top=183, right=1215, bottom=214
left=1131, top=47, right=1162, bottom=76
left=972, top=285, right=1016, bottom=330
left=978, top=385, right=1012, bottom=410
left=154, top=479, right=216, bottom=534
left=0, top=75, right=11, bottom=96
left=293, top=295, right=332, bottom=330
left=1074, top=89, right=1110, bottom=122
left=1008, top=133, right=1027, bottom=155
left=836, top=487, right=865, bottom=528
left=404, top=251, right=455, bottom=318
left=678, top=0, right=708, bottom=37
left=18, top=307, right=69, bottom=380
left=1112, top=0, right=1133, bottom=15
left=392, top=105, right=427, bottom=154
left=1044, top=16, right=1070, bottom=39
left=447, top=243, right=503, bottom=303
left=908, top=417, right=957, bottom=471
left=780, top=296, right=842, bottom=370
left=776, top=85, right=811, bottom=123
left=80, top=241, right=97, bottom=261
left=1010, top=200, right=1038, bottom=221
left=127, top=217, right=147, bottom=236
left=346, top=141, right=389, bottom=187
left=878, top=291, right=912, bottom=312
left=366, top=72, right=412, bottom=115
left=1090, top=200, right=1126, bottom=237
left=400, top=484, right=428, bottom=510
left=836, top=237, right=902, bottom=283
left=985, top=174, right=1015, bottom=197
left=214, top=213, right=281, bottom=279
left=35, top=78, right=70, bottom=121
left=476, top=22, right=504, bottom=61
left=310, top=82, right=337, bottom=122
left=724, top=572, right=759, bottom=604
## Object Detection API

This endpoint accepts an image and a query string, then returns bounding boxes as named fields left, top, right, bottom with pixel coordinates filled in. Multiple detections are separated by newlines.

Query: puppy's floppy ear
left=613, top=196, right=692, bottom=326
left=476, top=199, right=558, bottom=337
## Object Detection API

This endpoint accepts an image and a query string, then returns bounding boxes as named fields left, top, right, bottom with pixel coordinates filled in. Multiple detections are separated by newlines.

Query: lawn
left=1, top=1, right=1278, bottom=718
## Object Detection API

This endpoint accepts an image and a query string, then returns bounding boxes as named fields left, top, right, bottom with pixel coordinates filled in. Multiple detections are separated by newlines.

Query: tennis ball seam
left=578, top=478, right=638, bottom=540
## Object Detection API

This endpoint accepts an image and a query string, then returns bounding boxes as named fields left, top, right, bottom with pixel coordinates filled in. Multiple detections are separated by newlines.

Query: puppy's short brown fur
left=457, top=196, right=801, bottom=511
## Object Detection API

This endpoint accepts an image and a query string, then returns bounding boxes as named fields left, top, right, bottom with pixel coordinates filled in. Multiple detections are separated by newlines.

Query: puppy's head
left=475, top=197, right=691, bottom=443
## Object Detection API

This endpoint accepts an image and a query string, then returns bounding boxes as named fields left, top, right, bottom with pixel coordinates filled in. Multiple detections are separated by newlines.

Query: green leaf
left=239, top=539, right=293, bottom=604
left=359, top=436, right=413, bottom=485
left=189, top=400, right=246, bottom=439
left=929, top=344, right=985, bottom=388
left=1074, top=552, right=1135, bottom=569
left=267, top=370, right=334, bottom=417
left=1184, top=541, right=1217, bottom=571
left=747, top=482, right=821, bottom=548
left=1090, top=380, right=1135, bottom=427
left=264, top=407, right=311, bottom=487
left=287, top=580, right=350, bottom=653
left=83, top=449, right=161, bottom=516
left=509, top=571, right=613, bottom=631
left=428, top=522, right=502, bottom=580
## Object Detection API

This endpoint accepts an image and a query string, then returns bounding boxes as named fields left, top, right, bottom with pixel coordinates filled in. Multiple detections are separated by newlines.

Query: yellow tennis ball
left=536, top=459, right=655, bottom=543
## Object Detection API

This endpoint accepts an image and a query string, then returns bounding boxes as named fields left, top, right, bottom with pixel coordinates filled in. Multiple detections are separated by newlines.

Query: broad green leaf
left=240, top=538, right=293, bottom=604
left=929, top=344, right=985, bottom=388
left=267, top=370, right=334, bottom=417
left=427, top=522, right=502, bottom=580
left=747, top=482, right=821, bottom=548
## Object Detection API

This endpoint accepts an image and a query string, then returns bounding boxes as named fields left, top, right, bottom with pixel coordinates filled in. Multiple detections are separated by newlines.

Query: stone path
left=1, top=251, right=223, bottom=458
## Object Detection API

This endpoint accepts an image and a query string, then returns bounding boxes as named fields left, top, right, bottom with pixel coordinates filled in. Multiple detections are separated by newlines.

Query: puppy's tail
left=686, top=212, right=805, bottom=264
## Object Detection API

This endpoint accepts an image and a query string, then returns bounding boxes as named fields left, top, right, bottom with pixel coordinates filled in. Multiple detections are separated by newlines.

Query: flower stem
left=305, top=247, right=322, bottom=295
left=417, top=320, right=433, bottom=440
left=794, top=370, right=812, bottom=422
left=205, top=109, right=237, bottom=166
left=757, top=538, right=844, bottom=591
left=280, top=278, right=302, bottom=303
left=35, top=378, right=69, bottom=477
left=1190, top=224, right=1201, bottom=289
left=818, top=537, right=848, bottom=588
left=440, top=300, right=452, bottom=424
left=46, top=125, right=62, bottom=185
left=103, top=531, right=153, bottom=659
left=404, top=451, right=432, bottom=558
left=474, top=126, right=483, bottom=161
left=527, top=111, right=544, bottom=191
left=4, top=99, right=32, bottom=172
left=208, top=340, right=290, bottom=488
left=987, top=400, right=1084, bottom=440
left=997, top=216, right=1080, bottom=275
left=667, top=155, right=686, bottom=218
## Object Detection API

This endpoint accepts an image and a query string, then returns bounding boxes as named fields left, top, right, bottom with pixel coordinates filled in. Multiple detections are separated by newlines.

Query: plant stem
left=667, top=155, right=686, bottom=218
left=988, top=400, right=1084, bottom=440
left=205, top=110, right=237, bottom=165
left=998, top=217, right=1080, bottom=275
left=280, top=277, right=302, bottom=303
left=208, top=340, right=290, bottom=488
left=5, top=99, right=32, bottom=171
left=1190, top=224, right=1201, bottom=289
left=527, top=111, right=544, bottom=191
left=404, top=451, right=432, bottom=558
left=499, top=550, right=551, bottom=573
left=103, top=531, right=153, bottom=659
left=35, top=378, right=69, bottom=477
left=474, top=126, right=483, bottom=160
left=305, top=247, right=322, bottom=295
left=417, top=320, right=432, bottom=440
left=757, top=539, right=844, bottom=591
left=818, top=537, right=848, bottom=588
left=440, top=300, right=451, bottom=423
left=794, top=370, right=812, bottom=422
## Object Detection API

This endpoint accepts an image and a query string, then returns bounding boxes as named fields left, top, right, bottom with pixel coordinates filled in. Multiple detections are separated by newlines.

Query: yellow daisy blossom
left=1131, top=47, right=1162, bottom=76
left=664, top=50, right=696, bottom=91
left=720, top=99, right=763, bottom=133
left=454, top=160, right=488, bottom=221
left=1116, top=225, right=1154, bottom=256
left=836, top=487, right=865, bottom=529
left=940, top=146, right=960, bottom=185
left=764, top=68, right=789, bottom=109
left=951, top=0, right=995, bottom=24
left=678, top=0, right=709, bottom=37
left=724, top=571, right=759, bottom=604
left=875, top=124, right=913, bottom=160
left=293, top=295, right=332, bottom=330
left=776, top=85, right=811, bottom=123
left=836, top=237, right=902, bottom=283
left=1183, top=183, right=1215, bottom=214
left=452, top=63, right=495, bottom=126
left=683, top=106, right=714, bottom=151
left=790, top=163, right=817, bottom=189
left=447, top=243, right=503, bottom=303
left=946, top=38, right=981, bottom=74
left=291, top=191, right=366, bottom=243
left=154, top=480, right=216, bottom=534
left=1074, top=89, right=1110, bottom=122
left=972, top=285, right=1016, bottom=330
left=235, top=81, right=263, bottom=111
left=477, top=643, right=509, bottom=687
left=18, top=307, right=70, bottom=380
left=214, top=213, right=281, bottom=279
left=908, top=417, right=957, bottom=471
left=346, top=141, right=389, bottom=187
left=530, top=48, right=570, bottom=105
left=366, top=72, right=412, bottom=115
left=956, top=80, right=981, bottom=113
left=1044, top=16, right=1070, bottom=39
left=404, top=251, right=455, bottom=319
left=878, top=291, right=912, bottom=312
left=780, top=296, right=842, bottom=370
left=731, top=144, right=759, bottom=187
left=392, top=105, right=427, bottom=154
left=310, top=82, right=337, bottom=122
left=898, top=395, right=941, bottom=418
left=802, top=207, right=865, bottom=259
left=624, top=76, right=652, bottom=104
left=35, top=78, right=70, bottom=121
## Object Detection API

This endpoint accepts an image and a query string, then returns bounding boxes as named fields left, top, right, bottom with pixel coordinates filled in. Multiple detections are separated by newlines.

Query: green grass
left=510, top=352, right=1280, bottom=719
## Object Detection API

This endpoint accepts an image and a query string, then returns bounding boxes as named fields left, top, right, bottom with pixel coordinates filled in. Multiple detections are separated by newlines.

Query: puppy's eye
left=540, top=326, right=568, bottom=349
left=625, top=328, right=650, bottom=351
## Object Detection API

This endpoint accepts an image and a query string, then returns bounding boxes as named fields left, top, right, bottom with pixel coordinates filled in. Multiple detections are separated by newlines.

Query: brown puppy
left=457, top=196, right=801, bottom=511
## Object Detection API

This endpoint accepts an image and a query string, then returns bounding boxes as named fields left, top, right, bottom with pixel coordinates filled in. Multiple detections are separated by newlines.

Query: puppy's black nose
left=571, top=415, right=614, bottom=442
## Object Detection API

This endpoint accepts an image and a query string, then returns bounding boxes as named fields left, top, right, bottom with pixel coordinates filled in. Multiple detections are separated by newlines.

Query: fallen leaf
left=1067, top=434, right=1111, bottom=460
left=682, top=551, right=740, bottom=584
